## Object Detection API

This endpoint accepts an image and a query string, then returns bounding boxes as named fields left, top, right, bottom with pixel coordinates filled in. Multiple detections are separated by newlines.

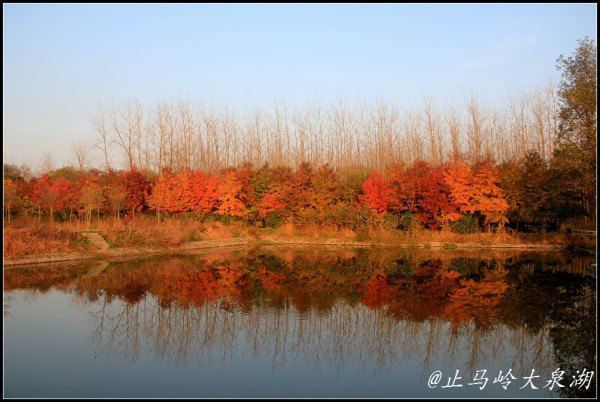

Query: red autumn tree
left=470, top=158, right=509, bottom=229
left=123, top=168, right=150, bottom=216
left=443, top=158, right=475, bottom=222
left=184, top=171, right=221, bottom=214
left=416, top=165, right=455, bottom=229
left=388, top=163, right=418, bottom=213
left=217, top=168, right=246, bottom=217
left=258, top=191, right=287, bottom=218
left=3, top=179, right=21, bottom=221
left=30, top=174, right=54, bottom=220
left=50, top=178, right=78, bottom=221
left=359, top=171, right=392, bottom=216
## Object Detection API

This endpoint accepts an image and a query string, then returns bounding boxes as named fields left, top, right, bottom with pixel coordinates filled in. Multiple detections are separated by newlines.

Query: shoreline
left=3, top=236, right=571, bottom=267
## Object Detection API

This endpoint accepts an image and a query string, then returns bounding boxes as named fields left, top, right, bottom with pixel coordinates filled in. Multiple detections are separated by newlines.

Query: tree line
left=3, top=38, right=596, bottom=232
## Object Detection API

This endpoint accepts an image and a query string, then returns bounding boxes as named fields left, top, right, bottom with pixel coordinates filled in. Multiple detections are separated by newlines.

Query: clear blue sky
left=3, top=4, right=597, bottom=167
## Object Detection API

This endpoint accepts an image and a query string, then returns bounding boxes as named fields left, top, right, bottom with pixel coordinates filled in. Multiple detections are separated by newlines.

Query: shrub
left=325, top=204, right=369, bottom=230
left=397, top=212, right=420, bottom=231
left=265, top=212, right=284, bottom=228
left=449, top=214, right=480, bottom=234
left=383, top=213, right=401, bottom=230
left=355, top=225, right=371, bottom=241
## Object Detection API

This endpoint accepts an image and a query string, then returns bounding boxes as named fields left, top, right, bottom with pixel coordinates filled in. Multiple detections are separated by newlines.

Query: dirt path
left=81, top=231, right=110, bottom=251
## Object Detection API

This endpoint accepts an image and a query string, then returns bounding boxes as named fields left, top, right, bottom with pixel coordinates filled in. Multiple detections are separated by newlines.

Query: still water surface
left=4, top=247, right=596, bottom=397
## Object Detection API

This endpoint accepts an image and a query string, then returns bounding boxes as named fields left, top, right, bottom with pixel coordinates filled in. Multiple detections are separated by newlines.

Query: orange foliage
left=184, top=171, right=221, bottom=214
left=361, top=272, right=394, bottom=310
left=217, top=169, right=247, bottom=217
left=443, top=268, right=510, bottom=325
left=360, top=171, right=392, bottom=216
left=258, top=191, right=287, bottom=218
left=443, top=158, right=509, bottom=228
left=470, top=159, right=510, bottom=227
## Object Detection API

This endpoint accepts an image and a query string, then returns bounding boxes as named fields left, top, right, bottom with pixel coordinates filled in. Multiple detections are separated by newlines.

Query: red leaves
left=148, top=167, right=249, bottom=217
left=258, top=191, right=287, bottom=218
left=186, top=171, right=221, bottom=214
left=443, top=158, right=509, bottom=228
left=360, top=163, right=455, bottom=228
left=122, top=168, right=150, bottom=215
left=27, top=174, right=80, bottom=217
left=217, top=169, right=247, bottom=217
left=50, top=178, right=78, bottom=212
left=359, top=171, right=393, bottom=216
left=8, top=159, right=509, bottom=229
left=416, top=167, right=454, bottom=229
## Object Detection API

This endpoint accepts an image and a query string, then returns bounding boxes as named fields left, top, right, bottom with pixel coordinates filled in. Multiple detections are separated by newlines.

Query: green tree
left=556, top=37, right=597, bottom=156
left=3, top=164, right=24, bottom=182
left=547, top=142, right=593, bottom=226
left=552, top=38, right=597, bottom=224
left=504, top=151, right=551, bottom=231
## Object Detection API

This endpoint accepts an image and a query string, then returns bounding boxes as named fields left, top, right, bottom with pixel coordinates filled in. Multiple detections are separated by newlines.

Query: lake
left=3, top=247, right=596, bottom=398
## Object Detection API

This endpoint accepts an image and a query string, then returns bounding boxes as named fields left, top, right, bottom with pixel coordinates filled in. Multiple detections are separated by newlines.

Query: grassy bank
left=3, top=216, right=581, bottom=262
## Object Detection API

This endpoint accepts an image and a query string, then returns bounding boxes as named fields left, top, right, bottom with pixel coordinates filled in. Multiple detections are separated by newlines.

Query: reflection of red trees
left=4, top=265, right=86, bottom=293
left=258, top=267, right=286, bottom=292
left=443, top=268, right=510, bottom=326
left=155, top=269, right=220, bottom=308
left=357, top=262, right=510, bottom=327
left=216, top=264, right=246, bottom=305
left=386, top=266, right=461, bottom=321
left=6, top=253, right=512, bottom=329
left=361, top=272, right=394, bottom=310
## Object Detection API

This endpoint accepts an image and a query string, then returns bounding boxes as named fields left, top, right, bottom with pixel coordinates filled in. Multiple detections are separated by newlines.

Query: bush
left=449, top=214, right=480, bottom=234
left=383, top=213, right=401, bottom=230
left=396, top=212, right=421, bottom=232
left=324, top=204, right=371, bottom=231
left=355, top=225, right=371, bottom=241
left=265, top=212, right=284, bottom=228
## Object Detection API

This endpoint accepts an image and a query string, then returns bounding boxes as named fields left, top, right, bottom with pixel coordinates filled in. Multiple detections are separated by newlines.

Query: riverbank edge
left=3, top=236, right=571, bottom=267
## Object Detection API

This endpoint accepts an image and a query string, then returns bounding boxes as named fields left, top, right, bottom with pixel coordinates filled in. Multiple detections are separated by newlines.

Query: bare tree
left=91, top=105, right=112, bottom=171
left=71, top=140, right=89, bottom=172
left=39, top=152, right=55, bottom=174
left=110, top=99, right=143, bottom=170
left=86, top=80, right=561, bottom=174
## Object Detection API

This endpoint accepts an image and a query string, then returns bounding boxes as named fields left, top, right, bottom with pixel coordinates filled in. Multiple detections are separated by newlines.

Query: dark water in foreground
left=3, top=247, right=596, bottom=398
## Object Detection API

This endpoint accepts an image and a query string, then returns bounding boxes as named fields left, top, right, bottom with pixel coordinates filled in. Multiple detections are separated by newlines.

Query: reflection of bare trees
left=84, top=293, right=557, bottom=377
left=4, top=293, right=13, bottom=318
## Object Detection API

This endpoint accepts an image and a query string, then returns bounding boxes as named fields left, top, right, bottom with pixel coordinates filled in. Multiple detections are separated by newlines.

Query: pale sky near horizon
left=3, top=3, right=597, bottom=169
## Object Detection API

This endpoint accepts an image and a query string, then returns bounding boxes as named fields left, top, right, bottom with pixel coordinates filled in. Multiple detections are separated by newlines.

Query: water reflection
left=4, top=247, right=596, bottom=397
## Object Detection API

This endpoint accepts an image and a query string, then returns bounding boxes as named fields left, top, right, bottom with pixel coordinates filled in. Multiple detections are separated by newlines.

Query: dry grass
left=96, top=216, right=206, bottom=248
left=4, top=216, right=257, bottom=251
left=3, top=222, right=90, bottom=259
left=3, top=216, right=572, bottom=260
